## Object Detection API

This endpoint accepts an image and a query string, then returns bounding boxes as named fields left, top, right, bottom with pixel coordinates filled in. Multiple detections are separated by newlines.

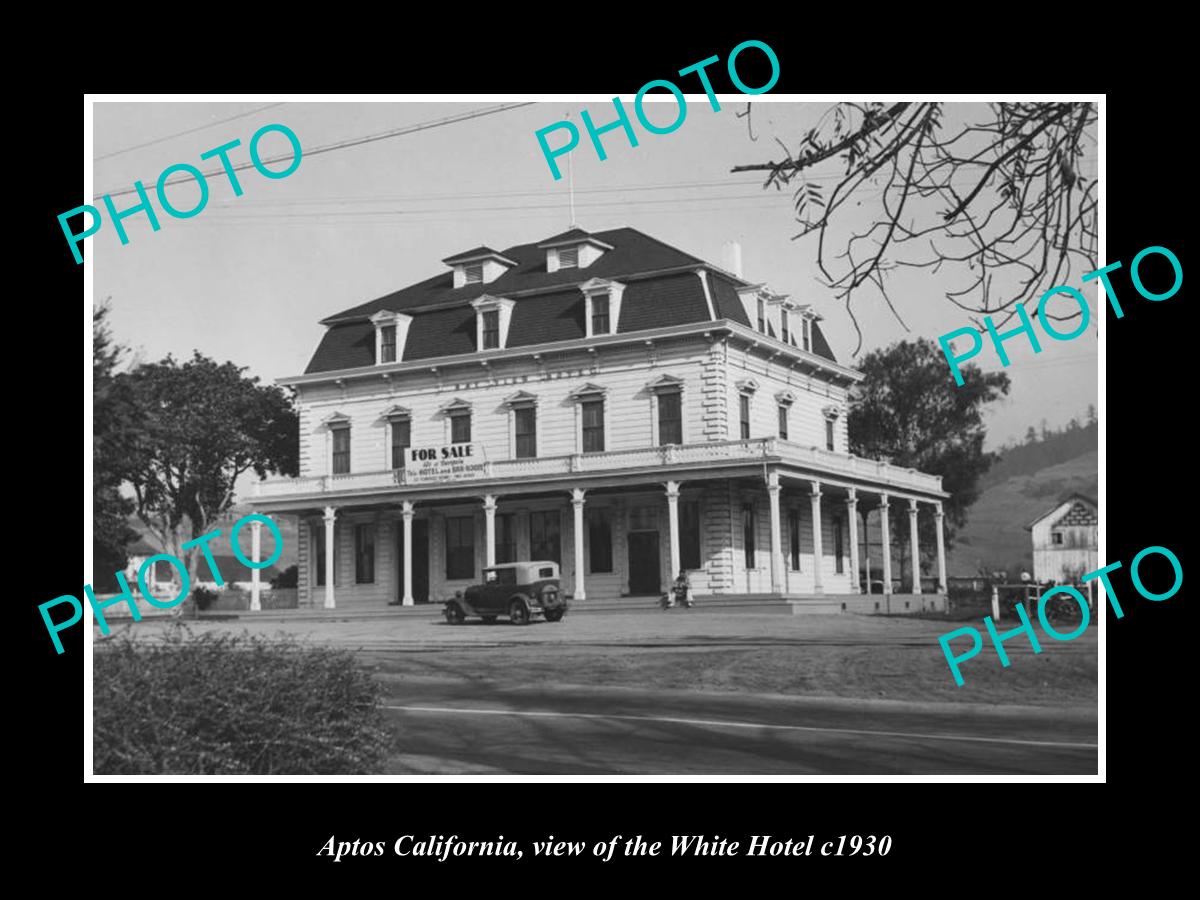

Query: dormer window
left=538, top=229, right=614, bottom=273
left=579, top=278, right=625, bottom=338
left=481, top=310, right=500, bottom=349
left=442, top=247, right=517, bottom=289
left=803, top=317, right=812, bottom=352
left=471, top=295, right=515, bottom=351
left=370, top=310, right=413, bottom=365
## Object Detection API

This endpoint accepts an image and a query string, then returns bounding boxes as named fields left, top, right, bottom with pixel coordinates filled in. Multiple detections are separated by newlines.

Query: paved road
left=379, top=681, right=1097, bottom=775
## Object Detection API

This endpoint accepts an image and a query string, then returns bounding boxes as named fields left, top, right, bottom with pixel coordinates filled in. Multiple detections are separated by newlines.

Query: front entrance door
left=627, top=532, right=661, bottom=594
left=396, top=519, right=430, bottom=603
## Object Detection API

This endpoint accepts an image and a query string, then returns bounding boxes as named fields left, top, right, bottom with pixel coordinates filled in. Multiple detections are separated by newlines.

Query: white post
left=664, top=481, right=681, bottom=581
left=862, top=509, right=871, bottom=595
left=483, top=495, right=497, bottom=568
left=908, top=498, right=922, bottom=594
left=401, top=501, right=414, bottom=606
left=991, top=584, right=1001, bottom=621
left=323, top=506, right=337, bottom=609
left=250, top=518, right=263, bottom=611
left=879, top=494, right=892, bottom=599
left=934, top=501, right=948, bottom=594
left=846, top=489, right=860, bottom=595
left=571, top=488, right=587, bottom=600
left=766, top=472, right=783, bottom=593
left=810, top=481, right=824, bottom=594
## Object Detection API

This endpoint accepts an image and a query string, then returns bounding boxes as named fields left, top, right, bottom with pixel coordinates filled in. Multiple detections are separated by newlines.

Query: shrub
left=271, top=565, right=298, bottom=589
left=93, top=626, right=390, bottom=774
left=192, top=586, right=220, bottom=610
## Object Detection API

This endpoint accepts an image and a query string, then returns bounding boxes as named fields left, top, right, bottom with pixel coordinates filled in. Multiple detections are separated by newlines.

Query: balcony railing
left=253, top=437, right=943, bottom=499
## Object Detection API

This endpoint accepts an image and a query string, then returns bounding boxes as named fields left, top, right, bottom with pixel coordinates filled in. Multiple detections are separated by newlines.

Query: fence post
left=991, top=585, right=1000, bottom=621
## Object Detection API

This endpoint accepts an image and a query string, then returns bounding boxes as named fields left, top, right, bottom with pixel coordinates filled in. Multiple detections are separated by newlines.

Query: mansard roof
left=303, top=227, right=840, bottom=374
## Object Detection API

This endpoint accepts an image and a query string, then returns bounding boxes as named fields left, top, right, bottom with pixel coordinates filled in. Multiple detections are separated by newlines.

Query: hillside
left=948, top=448, right=1097, bottom=577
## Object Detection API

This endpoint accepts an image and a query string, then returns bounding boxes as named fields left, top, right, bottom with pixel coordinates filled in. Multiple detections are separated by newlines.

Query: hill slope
left=948, top=448, right=1098, bottom=577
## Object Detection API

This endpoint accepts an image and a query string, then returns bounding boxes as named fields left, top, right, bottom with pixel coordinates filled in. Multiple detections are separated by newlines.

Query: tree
left=1025, top=426, right=1038, bottom=445
left=93, top=303, right=138, bottom=589
left=112, top=352, right=299, bottom=593
left=848, top=339, right=1010, bottom=584
left=733, top=102, right=1097, bottom=353
left=1087, top=404, right=1097, bottom=425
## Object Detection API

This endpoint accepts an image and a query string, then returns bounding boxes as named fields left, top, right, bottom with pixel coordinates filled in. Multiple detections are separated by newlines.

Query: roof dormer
left=442, top=246, right=517, bottom=289
left=369, top=310, right=413, bottom=364
left=578, top=277, right=626, bottom=337
left=737, top=284, right=789, bottom=339
left=537, top=228, right=614, bottom=273
left=470, top=294, right=516, bottom=350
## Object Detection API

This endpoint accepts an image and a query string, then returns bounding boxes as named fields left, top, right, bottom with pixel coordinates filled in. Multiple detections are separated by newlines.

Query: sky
left=92, top=99, right=1099, bottom=468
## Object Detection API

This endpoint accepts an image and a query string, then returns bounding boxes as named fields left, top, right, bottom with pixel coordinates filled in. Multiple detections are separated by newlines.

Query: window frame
left=354, top=523, right=375, bottom=584
left=777, top=404, right=789, bottom=441
left=657, top=390, right=683, bottom=446
left=834, top=515, right=845, bottom=574
left=558, top=246, right=579, bottom=269
left=450, top=411, right=472, bottom=444
left=825, top=418, right=836, bottom=452
left=591, top=293, right=610, bottom=335
left=389, top=417, right=411, bottom=470
left=464, top=262, right=483, bottom=284
left=739, top=394, right=752, bottom=440
left=581, top=398, right=605, bottom=453
left=445, top=516, right=475, bottom=580
left=529, top=510, right=562, bottom=564
left=514, top=404, right=537, bottom=459
left=331, top=425, right=351, bottom=475
left=588, top=509, right=613, bottom=573
left=481, top=309, right=500, bottom=349
left=680, top=499, right=701, bottom=571
left=742, top=503, right=757, bottom=570
left=379, top=325, right=397, bottom=363
left=496, top=513, right=517, bottom=564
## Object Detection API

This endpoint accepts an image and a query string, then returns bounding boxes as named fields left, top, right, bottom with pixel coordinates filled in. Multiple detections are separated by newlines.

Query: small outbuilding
left=1025, top=493, right=1098, bottom=587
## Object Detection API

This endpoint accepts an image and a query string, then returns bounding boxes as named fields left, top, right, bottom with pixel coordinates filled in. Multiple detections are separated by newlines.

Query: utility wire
left=95, top=103, right=286, bottom=161
left=94, top=102, right=535, bottom=201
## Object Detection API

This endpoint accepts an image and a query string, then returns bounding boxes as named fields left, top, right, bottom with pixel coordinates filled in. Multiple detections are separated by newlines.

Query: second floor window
left=657, top=391, right=682, bottom=446
left=582, top=399, right=605, bottom=452
left=450, top=411, right=471, bottom=444
left=739, top=394, right=751, bottom=440
left=331, top=426, right=350, bottom=475
left=825, top=419, right=836, bottom=451
left=591, top=294, right=610, bottom=335
left=515, top=406, right=537, bottom=458
left=481, top=310, right=500, bottom=349
left=390, top=418, right=410, bottom=469
left=778, top=405, right=789, bottom=440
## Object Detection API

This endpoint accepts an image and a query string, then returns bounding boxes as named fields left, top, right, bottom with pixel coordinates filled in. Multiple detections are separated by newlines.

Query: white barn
left=1026, top=493, right=1098, bottom=584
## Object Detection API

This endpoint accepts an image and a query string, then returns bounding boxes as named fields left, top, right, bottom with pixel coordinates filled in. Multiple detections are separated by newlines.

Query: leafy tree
left=733, top=102, right=1097, bottom=352
left=93, top=303, right=138, bottom=589
left=848, top=339, right=1010, bottom=585
left=112, top=352, right=298, bottom=592
left=1025, top=426, right=1038, bottom=445
left=271, top=565, right=298, bottom=589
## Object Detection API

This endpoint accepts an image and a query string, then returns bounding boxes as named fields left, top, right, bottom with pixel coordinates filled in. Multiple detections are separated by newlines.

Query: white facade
left=1028, top=495, right=1098, bottom=584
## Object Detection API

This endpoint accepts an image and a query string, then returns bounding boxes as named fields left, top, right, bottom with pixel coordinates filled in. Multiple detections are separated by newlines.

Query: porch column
left=249, top=518, right=263, bottom=611
left=879, top=494, right=892, bottom=598
left=483, top=495, right=497, bottom=568
left=401, top=501, right=414, bottom=606
left=571, top=489, right=587, bottom=600
left=846, top=489, right=860, bottom=594
left=934, top=501, right=948, bottom=594
left=664, top=481, right=681, bottom=579
left=810, top=481, right=824, bottom=594
left=766, top=472, right=783, bottom=593
left=908, top=498, right=922, bottom=594
left=323, top=506, right=337, bottom=609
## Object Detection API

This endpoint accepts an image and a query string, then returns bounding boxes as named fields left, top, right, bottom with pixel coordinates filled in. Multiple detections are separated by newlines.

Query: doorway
left=396, top=519, right=430, bottom=603
left=627, top=531, right=661, bottom=594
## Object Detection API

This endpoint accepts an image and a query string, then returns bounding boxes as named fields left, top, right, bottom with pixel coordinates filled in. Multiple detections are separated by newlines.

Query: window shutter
left=559, top=247, right=579, bottom=268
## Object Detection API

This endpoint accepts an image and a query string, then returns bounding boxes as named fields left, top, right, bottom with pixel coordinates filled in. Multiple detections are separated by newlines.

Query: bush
left=93, top=626, right=390, bottom=774
left=192, top=586, right=220, bottom=611
left=271, top=565, right=298, bottom=589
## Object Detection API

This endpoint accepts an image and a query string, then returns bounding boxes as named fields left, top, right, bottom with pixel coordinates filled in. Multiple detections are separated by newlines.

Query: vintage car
left=444, top=561, right=567, bottom=625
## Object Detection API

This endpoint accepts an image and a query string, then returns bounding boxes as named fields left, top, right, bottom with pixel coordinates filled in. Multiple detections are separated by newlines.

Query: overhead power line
left=93, top=102, right=535, bottom=201
left=95, top=102, right=287, bottom=161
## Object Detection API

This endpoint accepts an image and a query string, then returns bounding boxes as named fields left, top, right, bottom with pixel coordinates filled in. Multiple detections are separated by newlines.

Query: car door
left=477, top=569, right=502, bottom=613
left=491, top=567, right=518, bottom=611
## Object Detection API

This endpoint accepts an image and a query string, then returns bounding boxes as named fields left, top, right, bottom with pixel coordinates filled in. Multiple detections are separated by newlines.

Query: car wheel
left=509, top=599, right=530, bottom=626
left=482, top=616, right=498, bottom=624
left=544, top=609, right=564, bottom=623
left=444, top=602, right=465, bottom=625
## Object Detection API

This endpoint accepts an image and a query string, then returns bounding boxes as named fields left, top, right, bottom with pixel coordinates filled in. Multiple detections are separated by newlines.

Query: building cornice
left=280, top=319, right=862, bottom=389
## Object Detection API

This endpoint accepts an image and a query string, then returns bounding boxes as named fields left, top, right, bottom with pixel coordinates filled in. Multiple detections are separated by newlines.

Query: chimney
left=722, top=241, right=743, bottom=278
